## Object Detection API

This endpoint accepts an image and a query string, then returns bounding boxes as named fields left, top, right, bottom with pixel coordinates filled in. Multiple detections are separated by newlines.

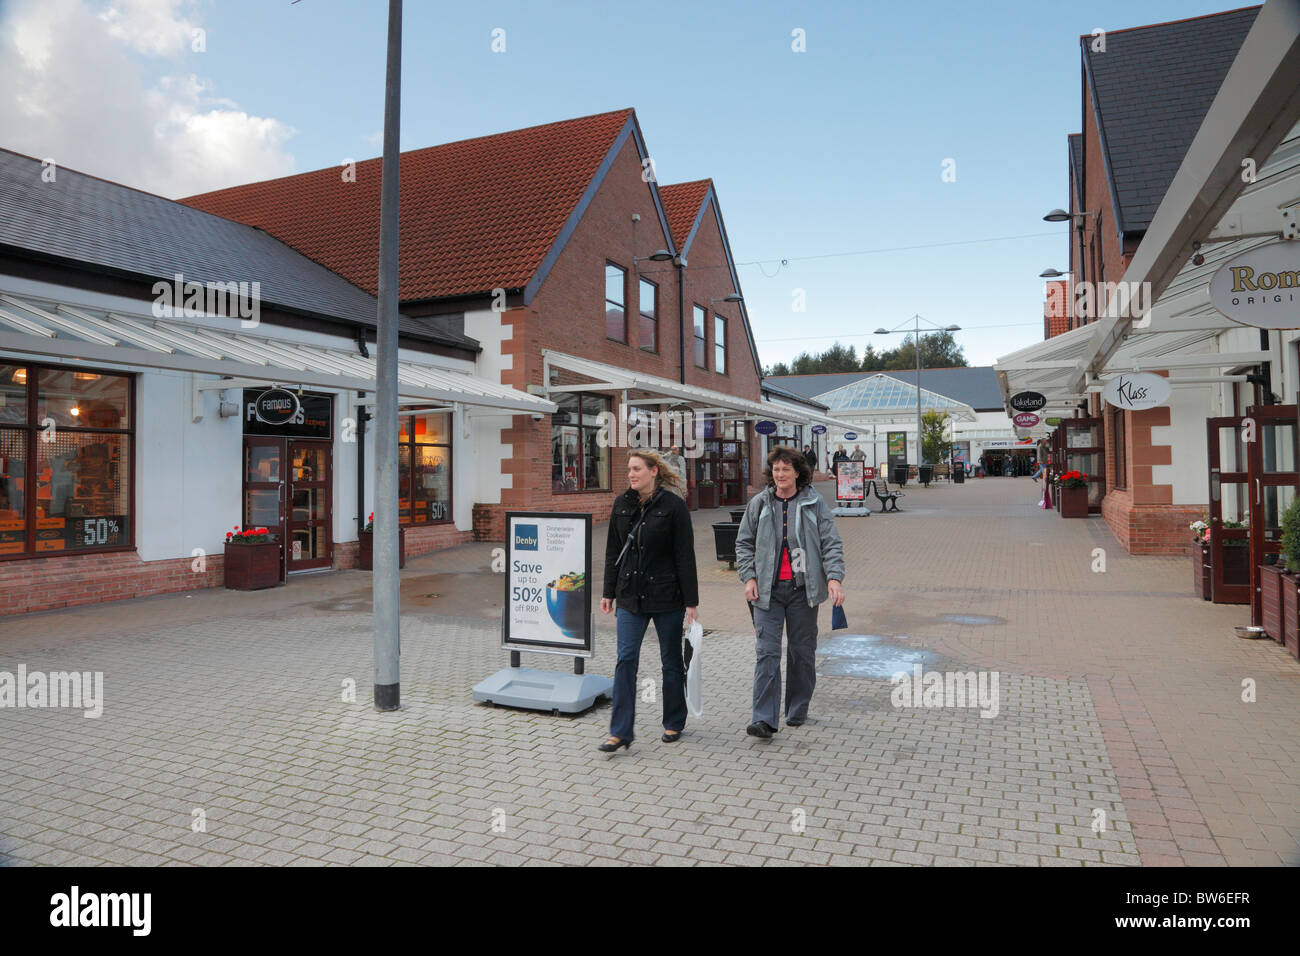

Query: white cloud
left=0, top=0, right=296, bottom=197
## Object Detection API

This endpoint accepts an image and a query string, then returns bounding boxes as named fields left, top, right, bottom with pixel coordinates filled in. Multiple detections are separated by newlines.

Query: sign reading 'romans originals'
left=1102, top=372, right=1172, bottom=411
left=1209, top=240, right=1300, bottom=329
left=503, top=512, right=593, bottom=656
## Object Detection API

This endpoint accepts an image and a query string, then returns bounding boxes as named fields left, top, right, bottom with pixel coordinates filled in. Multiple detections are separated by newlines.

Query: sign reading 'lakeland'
left=1210, top=241, right=1300, bottom=330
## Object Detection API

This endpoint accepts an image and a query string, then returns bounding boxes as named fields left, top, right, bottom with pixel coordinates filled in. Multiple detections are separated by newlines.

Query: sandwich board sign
left=472, top=512, right=612, bottom=713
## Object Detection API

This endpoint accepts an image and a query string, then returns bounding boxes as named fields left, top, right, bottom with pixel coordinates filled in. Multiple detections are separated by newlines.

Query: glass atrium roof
left=814, top=374, right=972, bottom=414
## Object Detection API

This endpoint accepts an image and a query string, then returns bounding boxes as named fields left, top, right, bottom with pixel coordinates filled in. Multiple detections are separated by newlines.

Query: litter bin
left=712, top=521, right=740, bottom=570
left=892, top=464, right=908, bottom=486
left=953, top=462, right=965, bottom=484
left=919, top=464, right=934, bottom=487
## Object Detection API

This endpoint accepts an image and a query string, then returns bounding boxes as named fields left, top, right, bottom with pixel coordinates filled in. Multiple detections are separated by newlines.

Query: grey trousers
left=752, top=579, right=819, bottom=727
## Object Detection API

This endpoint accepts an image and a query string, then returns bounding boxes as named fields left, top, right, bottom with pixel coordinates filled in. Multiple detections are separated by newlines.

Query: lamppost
left=874, top=315, right=961, bottom=468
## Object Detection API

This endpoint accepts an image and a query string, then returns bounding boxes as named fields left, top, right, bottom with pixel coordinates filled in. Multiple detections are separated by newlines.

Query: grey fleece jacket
left=734, top=484, right=846, bottom=611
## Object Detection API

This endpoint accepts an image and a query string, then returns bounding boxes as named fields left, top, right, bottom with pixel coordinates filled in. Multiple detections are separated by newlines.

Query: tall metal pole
left=373, top=0, right=402, bottom=712
left=915, top=313, right=923, bottom=466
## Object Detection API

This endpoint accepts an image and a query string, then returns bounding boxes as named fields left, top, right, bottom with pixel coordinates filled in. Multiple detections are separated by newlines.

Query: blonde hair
left=628, top=448, right=685, bottom=493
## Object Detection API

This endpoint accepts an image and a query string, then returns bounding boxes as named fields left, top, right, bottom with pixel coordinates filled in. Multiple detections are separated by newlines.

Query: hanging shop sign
left=243, top=390, right=332, bottom=439
left=843, top=432, right=858, bottom=441
left=502, top=512, right=593, bottom=656
left=1102, top=372, right=1171, bottom=411
left=754, top=420, right=777, bottom=435
left=1010, top=391, right=1047, bottom=412
left=1012, top=412, right=1040, bottom=428
left=811, top=424, right=827, bottom=435
left=1045, top=417, right=1062, bottom=426
left=1209, top=240, right=1300, bottom=329
left=253, top=388, right=300, bottom=426
left=836, top=459, right=865, bottom=501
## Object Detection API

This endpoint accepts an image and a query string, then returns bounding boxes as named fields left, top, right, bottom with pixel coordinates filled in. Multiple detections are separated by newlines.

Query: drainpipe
left=356, top=328, right=371, bottom=534
left=677, top=255, right=686, bottom=384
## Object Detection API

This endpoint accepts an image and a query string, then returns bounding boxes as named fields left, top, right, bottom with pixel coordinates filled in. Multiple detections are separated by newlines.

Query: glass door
left=1207, top=416, right=1250, bottom=605
left=1246, top=405, right=1299, bottom=624
left=288, top=439, right=332, bottom=572
left=1062, top=417, right=1105, bottom=513
left=243, top=437, right=285, bottom=581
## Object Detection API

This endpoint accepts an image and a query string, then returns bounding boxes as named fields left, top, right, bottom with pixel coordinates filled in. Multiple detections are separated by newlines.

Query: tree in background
left=764, top=333, right=967, bottom=377
left=921, top=409, right=954, bottom=465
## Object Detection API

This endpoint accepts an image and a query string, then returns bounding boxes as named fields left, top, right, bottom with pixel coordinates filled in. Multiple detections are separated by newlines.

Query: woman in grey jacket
left=734, top=446, right=845, bottom=738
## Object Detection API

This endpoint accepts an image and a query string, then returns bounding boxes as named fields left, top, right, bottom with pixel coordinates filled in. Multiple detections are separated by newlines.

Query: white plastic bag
left=685, top=618, right=704, bottom=718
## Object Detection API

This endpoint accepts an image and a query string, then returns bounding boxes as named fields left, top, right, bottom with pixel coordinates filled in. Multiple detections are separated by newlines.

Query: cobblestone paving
left=1, top=477, right=1296, bottom=866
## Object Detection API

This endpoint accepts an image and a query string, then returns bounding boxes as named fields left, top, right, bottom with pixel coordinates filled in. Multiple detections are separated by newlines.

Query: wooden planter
left=1058, top=484, right=1089, bottom=518
left=1260, top=564, right=1285, bottom=641
left=1221, top=543, right=1250, bottom=594
left=697, top=484, right=718, bottom=509
left=224, top=541, right=281, bottom=590
left=1284, top=571, right=1300, bottom=658
left=1193, top=543, right=1211, bottom=601
left=358, top=528, right=406, bottom=571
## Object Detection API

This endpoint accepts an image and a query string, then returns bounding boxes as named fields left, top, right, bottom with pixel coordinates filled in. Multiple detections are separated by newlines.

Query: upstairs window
left=693, top=305, right=707, bottom=368
left=715, top=315, right=727, bottom=374
left=639, top=278, right=657, bottom=352
left=605, top=264, right=626, bottom=342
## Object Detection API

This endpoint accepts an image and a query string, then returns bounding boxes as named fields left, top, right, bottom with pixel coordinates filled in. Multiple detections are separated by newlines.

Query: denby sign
left=1102, top=372, right=1171, bottom=411
left=1210, top=241, right=1300, bottom=329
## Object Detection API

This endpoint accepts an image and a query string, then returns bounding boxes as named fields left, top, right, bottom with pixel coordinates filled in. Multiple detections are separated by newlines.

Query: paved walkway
left=1, top=477, right=1297, bottom=866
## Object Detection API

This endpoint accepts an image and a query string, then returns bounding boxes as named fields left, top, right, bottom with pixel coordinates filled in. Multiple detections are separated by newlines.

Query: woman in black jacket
left=598, top=449, right=699, bottom=752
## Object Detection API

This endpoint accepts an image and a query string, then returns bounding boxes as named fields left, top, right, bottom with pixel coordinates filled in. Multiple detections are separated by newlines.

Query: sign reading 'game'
left=1012, top=412, right=1040, bottom=428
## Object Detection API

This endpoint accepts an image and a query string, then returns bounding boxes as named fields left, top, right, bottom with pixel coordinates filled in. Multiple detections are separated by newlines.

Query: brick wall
left=0, top=551, right=225, bottom=616
left=1102, top=490, right=1203, bottom=555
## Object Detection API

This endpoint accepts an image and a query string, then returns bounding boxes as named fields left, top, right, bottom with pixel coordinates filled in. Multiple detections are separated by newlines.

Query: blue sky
left=1, top=0, right=1247, bottom=368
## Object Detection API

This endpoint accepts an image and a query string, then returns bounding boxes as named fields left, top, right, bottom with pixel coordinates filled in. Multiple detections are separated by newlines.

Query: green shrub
left=1281, top=498, right=1300, bottom=570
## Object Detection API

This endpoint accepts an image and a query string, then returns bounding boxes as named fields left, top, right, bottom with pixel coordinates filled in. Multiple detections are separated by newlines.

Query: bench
left=869, top=478, right=904, bottom=512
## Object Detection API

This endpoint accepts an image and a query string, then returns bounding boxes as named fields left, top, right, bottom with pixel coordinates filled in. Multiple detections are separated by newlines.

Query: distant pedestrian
left=663, top=445, right=688, bottom=498
left=850, top=444, right=866, bottom=463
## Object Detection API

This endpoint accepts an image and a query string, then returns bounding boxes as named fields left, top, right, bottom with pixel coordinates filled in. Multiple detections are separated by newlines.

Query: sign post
left=471, top=512, right=613, bottom=713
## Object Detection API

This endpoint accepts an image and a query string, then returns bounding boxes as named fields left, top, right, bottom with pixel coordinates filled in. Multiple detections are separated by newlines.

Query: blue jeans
left=610, top=607, right=687, bottom=741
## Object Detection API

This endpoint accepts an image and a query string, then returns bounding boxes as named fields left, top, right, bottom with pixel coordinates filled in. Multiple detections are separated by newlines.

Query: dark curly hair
left=763, top=446, right=812, bottom=490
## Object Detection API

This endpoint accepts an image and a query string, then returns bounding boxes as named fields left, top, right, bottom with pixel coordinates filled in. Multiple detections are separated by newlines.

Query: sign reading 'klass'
left=1102, top=372, right=1171, bottom=411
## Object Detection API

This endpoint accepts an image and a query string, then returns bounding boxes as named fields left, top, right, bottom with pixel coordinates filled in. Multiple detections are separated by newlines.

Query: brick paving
left=1, top=476, right=1297, bottom=866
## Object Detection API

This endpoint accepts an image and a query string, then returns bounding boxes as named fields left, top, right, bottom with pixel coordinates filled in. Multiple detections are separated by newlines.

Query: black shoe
left=662, top=730, right=683, bottom=743
left=746, top=721, right=776, bottom=739
left=598, top=736, right=631, bottom=752
left=786, top=717, right=805, bottom=727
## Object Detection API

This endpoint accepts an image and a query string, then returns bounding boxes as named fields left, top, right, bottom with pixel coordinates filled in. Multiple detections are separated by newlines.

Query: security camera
left=530, top=412, right=545, bottom=422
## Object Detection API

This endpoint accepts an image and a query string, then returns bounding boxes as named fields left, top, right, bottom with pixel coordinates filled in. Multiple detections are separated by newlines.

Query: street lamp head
left=873, top=328, right=889, bottom=335
left=1039, top=268, right=1066, bottom=278
left=944, top=325, right=960, bottom=332
left=648, top=249, right=674, bottom=262
left=1042, top=209, right=1073, bottom=222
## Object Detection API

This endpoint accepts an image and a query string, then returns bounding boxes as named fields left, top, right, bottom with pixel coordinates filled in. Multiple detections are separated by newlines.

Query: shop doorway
left=243, top=437, right=333, bottom=576
left=1206, top=407, right=1299, bottom=616
left=1057, top=417, right=1105, bottom=512
left=699, top=439, right=747, bottom=506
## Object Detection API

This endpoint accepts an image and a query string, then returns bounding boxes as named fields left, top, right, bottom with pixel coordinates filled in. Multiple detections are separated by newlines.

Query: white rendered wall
left=463, top=306, right=515, bottom=506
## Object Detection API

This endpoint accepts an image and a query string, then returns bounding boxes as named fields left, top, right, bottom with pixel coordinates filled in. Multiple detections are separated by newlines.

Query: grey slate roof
left=761, top=379, right=829, bottom=410
left=765, top=366, right=1004, bottom=412
left=1083, top=6, right=1259, bottom=238
left=0, top=149, right=478, bottom=350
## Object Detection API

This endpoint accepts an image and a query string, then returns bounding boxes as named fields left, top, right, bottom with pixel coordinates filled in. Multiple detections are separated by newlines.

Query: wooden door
left=287, top=439, right=332, bottom=572
left=1207, top=416, right=1250, bottom=605
left=1246, top=405, right=1300, bottom=624
left=1061, top=417, right=1105, bottom=513
left=243, top=437, right=285, bottom=581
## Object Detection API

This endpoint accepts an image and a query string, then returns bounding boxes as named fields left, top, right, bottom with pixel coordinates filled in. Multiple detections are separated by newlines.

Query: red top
left=779, top=546, right=794, bottom=580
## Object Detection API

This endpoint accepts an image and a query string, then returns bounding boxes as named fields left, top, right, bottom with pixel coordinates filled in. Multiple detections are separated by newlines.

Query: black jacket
left=602, top=487, right=699, bottom=614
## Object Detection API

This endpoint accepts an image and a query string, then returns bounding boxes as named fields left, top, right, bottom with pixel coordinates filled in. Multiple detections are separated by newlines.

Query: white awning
left=541, top=350, right=860, bottom=431
left=0, top=289, right=556, bottom=414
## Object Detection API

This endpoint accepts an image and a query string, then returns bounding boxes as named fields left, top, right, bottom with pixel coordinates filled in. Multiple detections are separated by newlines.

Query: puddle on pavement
left=938, top=614, right=1004, bottom=626
left=818, top=633, right=940, bottom=679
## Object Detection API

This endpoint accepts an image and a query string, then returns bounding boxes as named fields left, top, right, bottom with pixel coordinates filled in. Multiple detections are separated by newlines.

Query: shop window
left=0, top=364, right=133, bottom=559
left=1112, top=409, right=1127, bottom=490
left=715, top=315, right=727, bottom=374
left=551, top=393, right=610, bottom=493
left=398, top=413, right=452, bottom=524
left=693, top=305, right=707, bottom=368
left=606, top=263, right=627, bottom=343
left=639, top=278, right=657, bottom=352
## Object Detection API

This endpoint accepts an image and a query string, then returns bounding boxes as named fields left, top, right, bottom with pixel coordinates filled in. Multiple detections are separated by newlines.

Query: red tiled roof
left=658, top=179, right=711, bottom=249
left=180, top=109, right=635, bottom=301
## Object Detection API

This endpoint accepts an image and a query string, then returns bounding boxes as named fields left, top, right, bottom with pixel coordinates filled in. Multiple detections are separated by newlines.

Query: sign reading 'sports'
left=1010, top=391, right=1046, bottom=412
left=1210, top=241, right=1300, bottom=329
